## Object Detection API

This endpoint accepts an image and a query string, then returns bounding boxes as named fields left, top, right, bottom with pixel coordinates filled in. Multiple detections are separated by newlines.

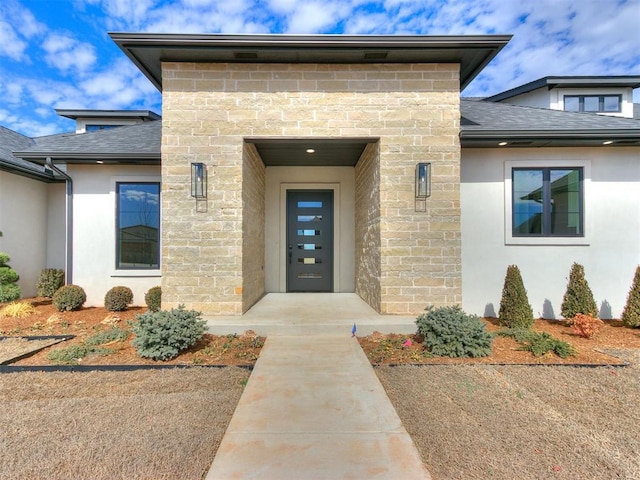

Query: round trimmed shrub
left=416, top=305, right=493, bottom=358
left=0, top=253, right=21, bottom=303
left=144, top=286, right=161, bottom=312
left=104, top=286, right=134, bottom=312
left=53, top=285, right=86, bottom=312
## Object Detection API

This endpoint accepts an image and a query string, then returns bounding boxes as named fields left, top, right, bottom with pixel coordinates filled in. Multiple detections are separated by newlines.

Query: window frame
left=563, top=94, right=622, bottom=113
left=504, top=160, right=590, bottom=246
left=112, top=178, right=162, bottom=275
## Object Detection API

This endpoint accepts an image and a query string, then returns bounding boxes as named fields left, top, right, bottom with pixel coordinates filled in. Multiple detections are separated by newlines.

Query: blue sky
left=1, top=0, right=638, bottom=136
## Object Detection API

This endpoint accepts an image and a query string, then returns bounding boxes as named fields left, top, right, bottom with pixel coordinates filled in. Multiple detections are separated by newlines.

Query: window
left=512, top=167, right=583, bottom=237
left=116, top=182, right=160, bottom=269
left=86, top=124, right=119, bottom=132
left=564, top=95, right=621, bottom=113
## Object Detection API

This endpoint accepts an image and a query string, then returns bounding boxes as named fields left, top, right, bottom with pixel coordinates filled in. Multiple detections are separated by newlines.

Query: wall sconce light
left=415, top=162, right=431, bottom=199
left=191, top=163, right=207, bottom=199
left=415, top=162, right=431, bottom=212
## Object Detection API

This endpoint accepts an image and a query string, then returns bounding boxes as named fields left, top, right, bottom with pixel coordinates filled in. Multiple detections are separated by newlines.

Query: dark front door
left=286, top=190, right=333, bottom=292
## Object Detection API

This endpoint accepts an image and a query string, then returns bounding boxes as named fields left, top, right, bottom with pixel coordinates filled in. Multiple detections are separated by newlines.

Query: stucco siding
left=0, top=172, right=48, bottom=297
left=461, top=147, right=640, bottom=319
left=70, top=164, right=161, bottom=307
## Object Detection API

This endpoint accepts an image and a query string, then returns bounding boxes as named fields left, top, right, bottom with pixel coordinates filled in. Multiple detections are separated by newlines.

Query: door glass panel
left=298, top=273, right=323, bottom=279
left=298, top=243, right=321, bottom=250
left=298, top=201, right=322, bottom=208
left=297, top=229, right=320, bottom=236
left=297, top=215, right=322, bottom=222
left=298, top=257, right=322, bottom=264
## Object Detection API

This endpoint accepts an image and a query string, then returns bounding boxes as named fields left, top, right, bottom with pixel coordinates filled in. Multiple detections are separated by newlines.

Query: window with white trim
left=116, top=182, right=160, bottom=269
left=512, top=167, right=583, bottom=237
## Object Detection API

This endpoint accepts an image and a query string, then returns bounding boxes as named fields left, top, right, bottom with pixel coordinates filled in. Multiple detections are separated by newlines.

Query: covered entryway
left=286, top=190, right=334, bottom=292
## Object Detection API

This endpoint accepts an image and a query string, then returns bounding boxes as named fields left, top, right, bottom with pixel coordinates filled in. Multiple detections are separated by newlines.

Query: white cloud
left=124, top=190, right=159, bottom=205
left=42, top=33, right=97, bottom=73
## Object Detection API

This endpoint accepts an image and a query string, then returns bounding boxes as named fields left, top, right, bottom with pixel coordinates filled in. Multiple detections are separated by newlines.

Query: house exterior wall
left=46, top=183, right=66, bottom=270
left=162, top=62, right=462, bottom=315
left=499, top=89, right=551, bottom=109
left=69, top=164, right=161, bottom=307
left=461, top=147, right=640, bottom=319
left=355, top=142, right=381, bottom=311
left=0, top=172, right=48, bottom=297
left=264, top=165, right=356, bottom=293
left=242, top=143, right=266, bottom=308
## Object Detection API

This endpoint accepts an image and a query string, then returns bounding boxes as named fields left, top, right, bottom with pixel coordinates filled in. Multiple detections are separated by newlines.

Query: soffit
left=110, top=33, right=511, bottom=91
left=247, top=138, right=372, bottom=167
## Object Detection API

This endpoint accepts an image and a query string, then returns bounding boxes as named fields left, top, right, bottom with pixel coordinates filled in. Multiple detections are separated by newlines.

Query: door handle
left=288, top=244, right=293, bottom=264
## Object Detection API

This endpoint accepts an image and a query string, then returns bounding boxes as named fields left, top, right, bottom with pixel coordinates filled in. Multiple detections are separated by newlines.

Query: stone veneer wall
left=162, top=62, right=461, bottom=315
left=354, top=142, right=381, bottom=311
left=242, top=143, right=266, bottom=310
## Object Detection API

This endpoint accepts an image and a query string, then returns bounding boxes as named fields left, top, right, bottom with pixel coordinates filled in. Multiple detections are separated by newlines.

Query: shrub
left=498, top=265, right=534, bottom=329
left=131, top=306, right=206, bottom=361
left=621, top=266, right=640, bottom=328
left=0, top=301, right=36, bottom=318
left=144, top=286, right=162, bottom=312
left=46, top=327, right=129, bottom=365
left=52, top=285, right=86, bottom=311
left=104, top=286, right=134, bottom=312
left=498, top=329, right=575, bottom=358
left=571, top=313, right=604, bottom=339
left=561, top=263, right=598, bottom=320
left=416, top=305, right=493, bottom=358
left=0, top=253, right=21, bottom=303
left=36, top=269, right=65, bottom=298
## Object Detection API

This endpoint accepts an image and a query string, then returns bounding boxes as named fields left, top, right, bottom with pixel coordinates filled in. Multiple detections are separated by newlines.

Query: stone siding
left=162, top=62, right=461, bottom=315
left=355, top=142, right=381, bottom=311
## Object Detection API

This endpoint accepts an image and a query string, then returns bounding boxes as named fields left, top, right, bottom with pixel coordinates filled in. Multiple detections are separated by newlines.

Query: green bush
left=416, top=305, right=493, bottom=358
left=498, top=328, right=575, bottom=359
left=561, top=263, right=598, bottom=320
left=144, top=286, right=162, bottom=312
left=36, top=269, right=65, bottom=298
left=52, top=285, right=86, bottom=311
left=621, top=266, right=640, bottom=328
left=131, top=306, right=206, bottom=361
left=46, top=328, right=129, bottom=365
left=498, top=265, right=534, bottom=329
left=0, top=253, right=20, bottom=303
left=104, top=286, right=134, bottom=312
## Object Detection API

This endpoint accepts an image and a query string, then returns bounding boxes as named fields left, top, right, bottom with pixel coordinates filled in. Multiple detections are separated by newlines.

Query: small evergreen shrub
left=36, top=269, right=65, bottom=298
left=498, top=265, right=534, bottom=329
left=0, top=253, right=21, bottom=303
left=621, top=266, right=640, bottom=328
left=498, top=329, right=575, bottom=358
left=84, top=327, right=130, bottom=346
left=561, top=263, right=598, bottom=320
left=144, top=286, right=162, bottom=312
left=52, top=285, right=86, bottom=311
left=47, top=327, right=129, bottom=365
left=416, top=305, right=493, bottom=358
left=131, top=306, right=206, bottom=361
left=571, top=313, right=604, bottom=339
left=104, top=286, right=134, bottom=312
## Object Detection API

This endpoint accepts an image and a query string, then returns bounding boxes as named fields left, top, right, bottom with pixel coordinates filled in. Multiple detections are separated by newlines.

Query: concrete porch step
left=203, top=293, right=418, bottom=336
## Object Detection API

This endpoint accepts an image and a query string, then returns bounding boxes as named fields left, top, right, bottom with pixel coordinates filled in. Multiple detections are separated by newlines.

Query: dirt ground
left=377, top=349, right=640, bottom=480
left=2, top=298, right=639, bottom=366
left=0, top=367, right=249, bottom=480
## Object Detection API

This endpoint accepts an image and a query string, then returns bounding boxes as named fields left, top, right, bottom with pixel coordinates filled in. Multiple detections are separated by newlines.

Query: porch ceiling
left=248, top=138, right=372, bottom=167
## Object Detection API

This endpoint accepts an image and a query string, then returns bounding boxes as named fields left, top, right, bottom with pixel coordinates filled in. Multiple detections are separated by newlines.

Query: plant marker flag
left=351, top=323, right=357, bottom=337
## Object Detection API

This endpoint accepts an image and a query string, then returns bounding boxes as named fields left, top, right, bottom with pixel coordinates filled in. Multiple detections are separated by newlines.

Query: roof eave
left=461, top=129, right=640, bottom=147
left=0, top=159, right=62, bottom=183
left=14, top=152, right=161, bottom=164
left=110, top=33, right=512, bottom=91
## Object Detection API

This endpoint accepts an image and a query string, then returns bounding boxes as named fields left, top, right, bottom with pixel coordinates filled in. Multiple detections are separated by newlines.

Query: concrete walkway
left=206, top=335, right=431, bottom=479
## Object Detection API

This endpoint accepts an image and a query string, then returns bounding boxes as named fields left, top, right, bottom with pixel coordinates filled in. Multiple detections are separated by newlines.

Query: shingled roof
left=461, top=99, right=640, bottom=147
left=0, top=126, right=59, bottom=181
left=15, top=120, right=161, bottom=164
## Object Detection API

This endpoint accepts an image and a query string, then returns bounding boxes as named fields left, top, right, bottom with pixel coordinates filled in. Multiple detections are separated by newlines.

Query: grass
left=0, top=367, right=250, bottom=480
left=376, top=348, right=640, bottom=479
